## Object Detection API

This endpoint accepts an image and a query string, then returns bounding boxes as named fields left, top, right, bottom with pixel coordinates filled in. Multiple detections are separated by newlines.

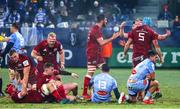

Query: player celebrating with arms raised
left=123, top=19, right=170, bottom=67
left=82, top=14, right=121, bottom=99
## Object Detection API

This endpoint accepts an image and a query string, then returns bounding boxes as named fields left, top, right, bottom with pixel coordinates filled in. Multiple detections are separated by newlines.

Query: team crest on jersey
left=23, top=60, right=29, bottom=66
left=46, top=78, right=49, bottom=82
left=54, top=48, right=57, bottom=52
left=43, top=49, right=47, bottom=52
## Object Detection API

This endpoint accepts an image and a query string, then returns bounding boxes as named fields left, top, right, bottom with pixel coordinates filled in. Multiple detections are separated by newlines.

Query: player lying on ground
left=37, top=63, right=77, bottom=103
left=89, top=64, right=125, bottom=103
left=119, top=50, right=162, bottom=104
left=5, top=84, right=44, bottom=103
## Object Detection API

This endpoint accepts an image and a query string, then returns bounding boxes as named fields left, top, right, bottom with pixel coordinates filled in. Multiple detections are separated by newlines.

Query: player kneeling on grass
left=36, top=63, right=77, bottom=103
left=8, top=49, right=37, bottom=98
left=121, top=50, right=162, bottom=104
left=90, top=64, right=125, bottom=103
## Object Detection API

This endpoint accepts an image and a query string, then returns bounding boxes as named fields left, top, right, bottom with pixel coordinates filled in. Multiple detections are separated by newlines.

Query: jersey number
left=138, top=33, right=145, bottom=41
left=98, top=80, right=107, bottom=89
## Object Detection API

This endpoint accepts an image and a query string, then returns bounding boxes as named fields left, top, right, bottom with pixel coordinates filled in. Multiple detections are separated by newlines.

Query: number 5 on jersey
left=138, top=33, right=145, bottom=41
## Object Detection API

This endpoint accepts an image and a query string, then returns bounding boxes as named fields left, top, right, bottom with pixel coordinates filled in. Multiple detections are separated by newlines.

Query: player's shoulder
left=9, top=33, right=17, bottom=39
left=39, top=40, right=48, bottom=46
left=143, top=25, right=153, bottom=31
left=91, top=25, right=100, bottom=32
left=104, top=73, right=116, bottom=82
left=20, top=54, right=31, bottom=63
left=19, top=54, right=28, bottom=59
left=145, top=59, right=155, bottom=67
left=55, top=40, right=61, bottom=46
left=37, top=73, right=46, bottom=80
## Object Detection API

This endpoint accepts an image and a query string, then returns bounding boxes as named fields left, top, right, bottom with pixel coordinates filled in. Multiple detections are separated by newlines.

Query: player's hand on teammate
left=71, top=73, right=79, bottom=79
left=36, top=56, right=43, bottom=61
left=20, top=89, right=28, bottom=98
left=60, top=64, right=65, bottom=70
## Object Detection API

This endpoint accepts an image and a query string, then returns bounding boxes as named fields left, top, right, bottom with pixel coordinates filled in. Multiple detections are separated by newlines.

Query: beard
left=102, top=22, right=107, bottom=27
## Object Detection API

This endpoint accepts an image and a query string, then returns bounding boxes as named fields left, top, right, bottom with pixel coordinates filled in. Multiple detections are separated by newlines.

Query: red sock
left=82, top=76, right=91, bottom=95
left=155, top=87, right=160, bottom=93
left=57, top=85, right=66, bottom=99
left=52, top=90, right=63, bottom=102
left=138, top=91, right=142, bottom=96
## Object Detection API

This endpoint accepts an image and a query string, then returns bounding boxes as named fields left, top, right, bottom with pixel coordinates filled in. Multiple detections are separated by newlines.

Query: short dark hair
left=9, top=49, right=17, bottom=56
left=148, top=50, right=158, bottom=57
left=97, top=14, right=105, bottom=22
left=101, top=64, right=110, bottom=72
left=133, top=18, right=142, bottom=24
left=43, top=62, right=54, bottom=70
left=12, top=23, right=19, bottom=30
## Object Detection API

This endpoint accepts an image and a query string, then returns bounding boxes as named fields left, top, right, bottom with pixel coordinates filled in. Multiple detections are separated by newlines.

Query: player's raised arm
left=124, top=38, right=133, bottom=57
left=119, top=21, right=128, bottom=38
left=97, top=32, right=120, bottom=46
left=157, top=29, right=171, bottom=40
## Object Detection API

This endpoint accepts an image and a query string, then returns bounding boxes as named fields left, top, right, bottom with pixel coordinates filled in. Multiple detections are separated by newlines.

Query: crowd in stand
left=0, top=0, right=137, bottom=28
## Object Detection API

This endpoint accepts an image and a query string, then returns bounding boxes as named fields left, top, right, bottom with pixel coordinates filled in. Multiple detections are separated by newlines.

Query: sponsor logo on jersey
left=97, top=90, right=107, bottom=96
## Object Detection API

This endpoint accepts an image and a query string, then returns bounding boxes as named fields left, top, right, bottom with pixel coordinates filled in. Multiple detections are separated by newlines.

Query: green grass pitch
left=0, top=68, right=180, bottom=108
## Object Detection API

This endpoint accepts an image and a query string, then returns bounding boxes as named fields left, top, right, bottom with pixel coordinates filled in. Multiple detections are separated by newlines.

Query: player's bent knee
left=151, top=81, right=159, bottom=87
left=154, top=80, right=159, bottom=85
left=41, top=84, right=50, bottom=96
left=72, top=83, right=78, bottom=88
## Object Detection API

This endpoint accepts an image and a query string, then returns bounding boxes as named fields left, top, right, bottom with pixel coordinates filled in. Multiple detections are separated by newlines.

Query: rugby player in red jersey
left=5, top=63, right=76, bottom=103
left=31, top=32, right=65, bottom=73
left=36, top=63, right=75, bottom=103
left=82, top=14, right=121, bottom=99
left=8, top=49, right=37, bottom=98
left=5, top=83, right=44, bottom=103
left=122, top=19, right=165, bottom=101
left=123, top=19, right=170, bottom=67
left=119, top=21, right=171, bottom=40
